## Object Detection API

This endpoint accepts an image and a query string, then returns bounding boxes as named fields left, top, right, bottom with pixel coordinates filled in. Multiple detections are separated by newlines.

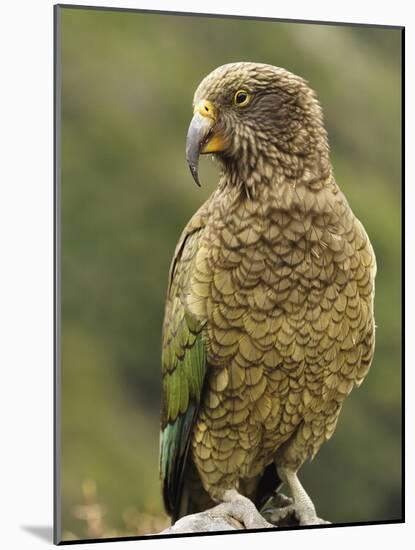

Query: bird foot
left=260, top=493, right=330, bottom=527
left=295, top=506, right=330, bottom=526
left=160, top=494, right=274, bottom=535
left=219, top=490, right=274, bottom=529
left=159, top=491, right=328, bottom=535
left=261, top=493, right=297, bottom=526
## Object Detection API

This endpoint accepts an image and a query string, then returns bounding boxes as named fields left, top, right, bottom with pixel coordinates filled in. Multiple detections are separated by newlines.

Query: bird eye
left=233, top=90, right=252, bottom=107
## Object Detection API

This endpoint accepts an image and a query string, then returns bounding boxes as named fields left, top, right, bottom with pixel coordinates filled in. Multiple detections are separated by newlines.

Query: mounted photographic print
left=54, top=4, right=404, bottom=544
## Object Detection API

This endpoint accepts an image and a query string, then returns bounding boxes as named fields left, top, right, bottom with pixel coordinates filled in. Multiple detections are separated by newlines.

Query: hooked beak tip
left=186, top=110, right=215, bottom=187
left=189, top=163, right=201, bottom=187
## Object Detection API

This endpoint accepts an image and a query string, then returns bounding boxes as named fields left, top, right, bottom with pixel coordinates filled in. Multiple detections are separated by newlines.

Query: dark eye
left=233, top=89, right=252, bottom=107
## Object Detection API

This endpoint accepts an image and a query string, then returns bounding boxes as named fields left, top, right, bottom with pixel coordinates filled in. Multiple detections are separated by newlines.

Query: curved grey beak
left=185, top=111, right=215, bottom=187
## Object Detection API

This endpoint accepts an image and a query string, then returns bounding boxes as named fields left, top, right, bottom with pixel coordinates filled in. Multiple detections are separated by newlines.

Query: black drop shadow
left=21, top=525, right=53, bottom=543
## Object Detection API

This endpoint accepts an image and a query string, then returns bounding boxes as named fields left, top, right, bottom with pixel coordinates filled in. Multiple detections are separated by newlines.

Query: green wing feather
left=159, top=218, right=207, bottom=520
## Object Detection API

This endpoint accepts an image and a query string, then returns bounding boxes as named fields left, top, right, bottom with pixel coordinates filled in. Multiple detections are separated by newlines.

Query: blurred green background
left=58, top=6, right=402, bottom=541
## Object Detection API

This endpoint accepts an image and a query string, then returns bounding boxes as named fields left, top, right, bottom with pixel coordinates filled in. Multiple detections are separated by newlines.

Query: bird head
left=186, top=62, right=329, bottom=187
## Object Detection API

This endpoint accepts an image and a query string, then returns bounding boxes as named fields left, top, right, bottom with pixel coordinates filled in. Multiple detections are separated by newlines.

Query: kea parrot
left=159, top=62, right=376, bottom=529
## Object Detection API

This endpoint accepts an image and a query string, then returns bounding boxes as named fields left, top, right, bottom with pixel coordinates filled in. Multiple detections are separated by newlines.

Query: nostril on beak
left=194, top=100, right=216, bottom=120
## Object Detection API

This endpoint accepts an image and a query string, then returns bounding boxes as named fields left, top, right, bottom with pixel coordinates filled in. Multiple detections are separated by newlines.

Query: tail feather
left=254, top=462, right=281, bottom=510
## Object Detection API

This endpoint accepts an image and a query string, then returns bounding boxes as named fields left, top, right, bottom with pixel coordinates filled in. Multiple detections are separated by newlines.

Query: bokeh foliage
left=59, top=6, right=402, bottom=539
